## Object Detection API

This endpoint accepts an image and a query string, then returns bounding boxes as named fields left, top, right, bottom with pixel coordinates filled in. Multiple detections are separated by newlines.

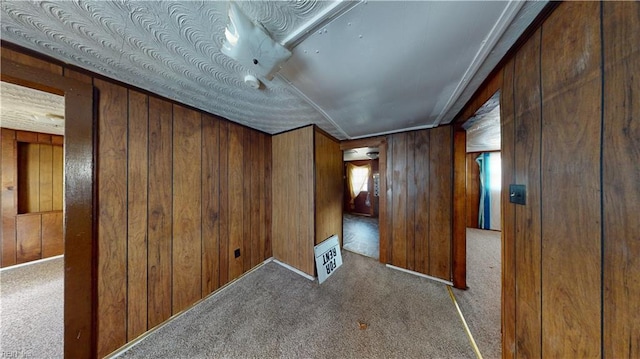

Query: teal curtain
left=476, top=153, right=491, bottom=229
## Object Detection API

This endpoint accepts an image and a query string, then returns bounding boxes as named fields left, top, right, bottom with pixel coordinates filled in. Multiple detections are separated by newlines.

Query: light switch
left=509, top=184, right=526, bottom=205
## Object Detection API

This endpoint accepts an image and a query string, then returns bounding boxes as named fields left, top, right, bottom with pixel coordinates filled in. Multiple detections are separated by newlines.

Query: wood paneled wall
left=272, top=126, right=315, bottom=275
left=465, top=152, right=480, bottom=228
left=94, top=79, right=272, bottom=356
left=1, top=129, right=64, bottom=267
left=314, top=128, right=343, bottom=246
left=272, top=126, right=343, bottom=276
left=500, top=2, right=640, bottom=357
left=383, top=127, right=453, bottom=281
left=1, top=45, right=272, bottom=357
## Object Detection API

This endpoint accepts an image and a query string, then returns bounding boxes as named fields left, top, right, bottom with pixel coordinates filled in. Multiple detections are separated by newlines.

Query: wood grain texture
left=147, top=96, right=173, bottom=329
left=390, top=132, right=407, bottom=268
left=465, top=152, right=480, bottom=229
left=228, top=123, right=245, bottom=281
left=127, top=90, right=148, bottom=341
left=18, top=143, right=40, bottom=213
left=1, top=128, right=17, bottom=267
left=95, top=78, right=128, bottom=357
left=41, top=211, right=63, bottom=257
left=405, top=132, right=416, bottom=271
left=52, top=144, right=63, bottom=210
left=540, top=2, right=602, bottom=357
left=263, top=135, right=273, bottom=259
left=242, top=127, right=252, bottom=273
left=513, top=28, right=542, bottom=358
left=413, top=130, right=430, bottom=274
left=250, top=131, right=262, bottom=267
left=500, top=57, right=517, bottom=359
left=602, top=2, right=640, bottom=357
left=272, top=126, right=315, bottom=275
left=16, top=214, right=41, bottom=263
left=38, top=143, right=53, bottom=211
left=202, top=114, right=220, bottom=296
left=52, top=135, right=64, bottom=146
left=314, top=128, right=343, bottom=246
left=172, top=105, right=202, bottom=314
left=452, top=129, right=466, bottom=289
left=428, top=126, right=452, bottom=280
left=219, top=121, right=229, bottom=286
left=0, top=47, right=63, bottom=75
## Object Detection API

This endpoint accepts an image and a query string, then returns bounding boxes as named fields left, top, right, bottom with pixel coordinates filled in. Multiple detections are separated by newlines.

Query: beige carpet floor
left=119, top=251, right=474, bottom=358
left=0, top=257, right=63, bottom=359
left=453, top=228, right=501, bottom=359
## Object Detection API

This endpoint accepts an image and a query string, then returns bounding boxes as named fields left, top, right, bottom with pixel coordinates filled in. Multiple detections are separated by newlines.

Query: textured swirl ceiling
left=0, top=1, right=345, bottom=138
left=1, top=1, right=547, bottom=140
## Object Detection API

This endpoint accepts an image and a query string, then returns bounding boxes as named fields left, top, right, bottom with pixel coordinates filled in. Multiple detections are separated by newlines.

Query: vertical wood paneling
left=513, top=28, right=542, bottom=358
left=0, top=47, right=63, bottom=75
left=1, top=128, right=17, bottom=267
left=452, top=129, right=467, bottom=289
left=219, top=121, right=229, bottom=286
left=405, top=132, right=416, bottom=271
left=127, top=90, right=148, bottom=341
left=501, top=57, right=517, bottom=359
left=52, top=145, right=63, bottom=210
left=16, top=214, right=41, bottom=263
left=413, top=130, right=430, bottom=274
left=23, top=143, right=40, bottom=213
left=382, top=138, right=392, bottom=265
left=465, top=153, right=480, bottom=229
left=172, top=105, right=202, bottom=314
left=603, top=2, right=640, bottom=357
left=428, top=126, right=452, bottom=280
left=391, top=132, right=407, bottom=268
left=250, top=131, right=261, bottom=266
left=39, top=143, right=53, bottom=211
left=147, top=97, right=173, bottom=329
left=41, top=211, right=63, bottom=257
left=228, top=124, right=245, bottom=280
left=272, top=126, right=315, bottom=275
left=264, top=135, right=273, bottom=259
left=540, top=2, right=602, bottom=357
left=314, top=129, right=343, bottom=246
left=202, top=114, right=220, bottom=296
left=242, top=128, right=252, bottom=272
left=95, top=79, right=128, bottom=357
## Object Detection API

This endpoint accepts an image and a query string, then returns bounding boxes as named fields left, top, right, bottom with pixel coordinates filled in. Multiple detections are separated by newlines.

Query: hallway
left=343, top=213, right=379, bottom=260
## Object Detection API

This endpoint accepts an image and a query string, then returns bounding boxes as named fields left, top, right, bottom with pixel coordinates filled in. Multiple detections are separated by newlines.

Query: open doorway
left=453, top=91, right=502, bottom=359
left=342, top=147, right=380, bottom=260
left=0, top=81, right=66, bottom=357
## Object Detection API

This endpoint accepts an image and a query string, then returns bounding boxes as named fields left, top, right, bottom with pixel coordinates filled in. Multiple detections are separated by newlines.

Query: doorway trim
left=1, top=58, right=97, bottom=358
left=340, top=136, right=388, bottom=263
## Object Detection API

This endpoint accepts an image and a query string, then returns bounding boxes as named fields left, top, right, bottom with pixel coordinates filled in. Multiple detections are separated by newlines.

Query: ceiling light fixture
left=221, top=2, right=292, bottom=81
left=366, top=151, right=379, bottom=160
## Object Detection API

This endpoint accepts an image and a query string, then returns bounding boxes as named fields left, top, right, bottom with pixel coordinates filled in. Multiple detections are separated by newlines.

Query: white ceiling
left=0, top=1, right=547, bottom=140
left=0, top=81, right=65, bottom=135
left=344, top=146, right=379, bottom=162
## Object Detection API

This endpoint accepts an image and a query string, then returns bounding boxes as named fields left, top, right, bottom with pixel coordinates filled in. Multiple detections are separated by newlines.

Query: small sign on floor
left=314, top=235, right=343, bottom=284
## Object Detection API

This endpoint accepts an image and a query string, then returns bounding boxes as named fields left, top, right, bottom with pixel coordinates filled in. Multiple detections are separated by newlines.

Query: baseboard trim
left=272, top=259, right=315, bottom=281
left=385, top=264, right=454, bottom=286
left=0, top=255, right=63, bottom=272
left=108, top=257, right=273, bottom=358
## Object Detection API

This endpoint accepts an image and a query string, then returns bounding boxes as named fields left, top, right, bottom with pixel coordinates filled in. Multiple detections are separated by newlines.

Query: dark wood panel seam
left=598, top=2, right=605, bottom=357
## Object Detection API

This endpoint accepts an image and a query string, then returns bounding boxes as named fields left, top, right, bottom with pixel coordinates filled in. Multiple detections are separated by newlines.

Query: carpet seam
left=447, top=285, right=484, bottom=359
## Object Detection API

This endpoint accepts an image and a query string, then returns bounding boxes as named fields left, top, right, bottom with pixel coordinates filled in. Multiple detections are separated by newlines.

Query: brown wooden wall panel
left=52, top=145, right=63, bottom=210
left=41, top=211, right=63, bottom=257
left=513, top=28, right=542, bottom=359
left=263, top=135, right=273, bottom=259
left=227, top=123, right=245, bottom=281
left=172, top=105, right=202, bottom=314
left=314, top=128, right=343, bottom=246
left=390, top=132, right=407, bottom=268
left=272, top=126, right=315, bottom=275
left=500, top=57, right=516, bottom=359
left=242, top=128, right=252, bottom=273
left=38, top=143, right=53, bottom=211
left=540, top=3, right=602, bottom=357
left=250, top=131, right=261, bottom=267
left=428, top=126, right=452, bottom=280
left=95, top=78, right=129, bottom=357
left=465, top=153, right=480, bottom=229
left=16, top=214, right=41, bottom=263
left=603, top=2, right=640, bottom=357
left=385, top=128, right=453, bottom=281
left=1, top=128, right=17, bottom=267
left=202, top=114, right=220, bottom=296
left=127, top=90, right=149, bottom=341
left=18, top=143, right=40, bottom=213
left=1, top=47, right=63, bottom=75
left=147, top=96, right=173, bottom=329
left=218, top=121, right=230, bottom=286
left=452, top=129, right=467, bottom=289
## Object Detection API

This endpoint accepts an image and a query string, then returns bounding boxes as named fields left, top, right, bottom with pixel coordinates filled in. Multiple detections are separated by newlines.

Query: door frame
left=340, top=137, right=388, bottom=263
left=1, top=58, right=97, bottom=358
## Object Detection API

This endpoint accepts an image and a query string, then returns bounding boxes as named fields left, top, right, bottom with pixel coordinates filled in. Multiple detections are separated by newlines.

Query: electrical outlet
left=234, top=248, right=241, bottom=258
left=509, top=184, right=526, bottom=205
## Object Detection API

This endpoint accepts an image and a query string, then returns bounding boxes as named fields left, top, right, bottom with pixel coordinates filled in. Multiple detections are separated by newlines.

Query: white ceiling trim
left=433, top=0, right=524, bottom=127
